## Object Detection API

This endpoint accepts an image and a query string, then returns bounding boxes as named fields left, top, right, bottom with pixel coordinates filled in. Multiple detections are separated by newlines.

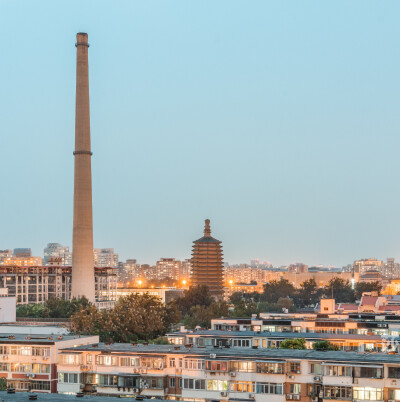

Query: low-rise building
left=0, top=333, right=97, bottom=393
left=56, top=343, right=400, bottom=401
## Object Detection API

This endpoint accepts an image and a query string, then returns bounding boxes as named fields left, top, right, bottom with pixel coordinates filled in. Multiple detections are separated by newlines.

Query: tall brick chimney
left=71, top=33, right=95, bottom=302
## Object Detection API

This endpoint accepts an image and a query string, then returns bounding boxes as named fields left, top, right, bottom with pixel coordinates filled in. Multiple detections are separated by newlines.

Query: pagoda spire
left=204, top=219, right=211, bottom=237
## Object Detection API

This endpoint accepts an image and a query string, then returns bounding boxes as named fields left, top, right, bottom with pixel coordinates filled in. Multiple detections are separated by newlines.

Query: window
left=120, top=358, right=130, bottom=366
left=230, top=361, right=256, bottom=372
left=184, top=359, right=204, bottom=370
left=59, top=373, right=80, bottom=383
left=169, top=378, right=175, bottom=388
left=32, top=364, right=50, bottom=373
left=324, top=365, right=352, bottom=377
left=99, top=375, right=117, bottom=386
left=288, top=362, right=301, bottom=374
left=61, top=354, right=81, bottom=365
left=206, top=360, right=228, bottom=372
left=389, top=366, right=400, bottom=378
left=289, top=384, right=301, bottom=395
left=31, top=381, right=50, bottom=391
left=324, top=386, right=352, bottom=400
left=310, top=363, right=322, bottom=374
left=207, top=380, right=228, bottom=391
left=232, top=339, right=251, bottom=347
left=141, top=357, right=164, bottom=369
left=183, top=379, right=205, bottom=390
left=353, top=387, right=383, bottom=401
left=257, top=362, right=284, bottom=374
left=256, top=382, right=283, bottom=394
left=0, top=363, right=9, bottom=371
left=353, top=366, right=382, bottom=379
left=86, top=354, right=92, bottom=364
left=96, top=355, right=119, bottom=366
left=144, top=377, right=163, bottom=389
left=11, top=363, right=31, bottom=372
left=230, top=381, right=254, bottom=392
left=169, top=358, right=176, bottom=368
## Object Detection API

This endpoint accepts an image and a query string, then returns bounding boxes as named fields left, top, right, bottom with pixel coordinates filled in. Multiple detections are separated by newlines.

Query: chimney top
left=76, top=33, right=89, bottom=47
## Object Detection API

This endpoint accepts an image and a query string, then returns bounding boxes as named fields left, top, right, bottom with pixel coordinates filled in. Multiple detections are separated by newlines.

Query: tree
left=0, top=378, right=7, bottom=391
left=323, top=278, right=355, bottom=303
left=71, top=294, right=180, bottom=342
left=183, top=301, right=229, bottom=329
left=261, top=279, right=296, bottom=303
left=280, top=338, right=306, bottom=350
left=312, top=340, right=339, bottom=351
left=293, top=279, right=322, bottom=308
left=229, top=292, right=243, bottom=305
left=172, top=285, right=213, bottom=316
left=17, top=297, right=91, bottom=319
left=70, top=305, right=106, bottom=337
left=354, top=281, right=382, bottom=300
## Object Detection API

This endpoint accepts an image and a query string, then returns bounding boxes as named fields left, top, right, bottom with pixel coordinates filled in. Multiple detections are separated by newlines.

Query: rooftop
left=0, top=333, right=94, bottom=344
left=61, top=343, right=400, bottom=364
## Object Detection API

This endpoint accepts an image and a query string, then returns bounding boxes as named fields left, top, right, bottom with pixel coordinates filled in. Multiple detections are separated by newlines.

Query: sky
left=1, top=1, right=400, bottom=267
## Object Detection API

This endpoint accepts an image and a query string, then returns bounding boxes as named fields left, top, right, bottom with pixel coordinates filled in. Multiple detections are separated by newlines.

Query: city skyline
left=2, top=1, right=400, bottom=267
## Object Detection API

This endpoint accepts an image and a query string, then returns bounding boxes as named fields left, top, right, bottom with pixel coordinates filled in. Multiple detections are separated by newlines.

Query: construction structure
left=191, top=219, right=224, bottom=298
left=71, top=32, right=95, bottom=302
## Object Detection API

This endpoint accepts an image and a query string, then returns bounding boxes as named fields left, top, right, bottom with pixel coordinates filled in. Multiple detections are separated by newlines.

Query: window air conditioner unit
left=248, top=394, right=255, bottom=400
left=293, top=396, right=300, bottom=401
left=288, top=375, right=295, bottom=379
left=210, top=354, right=216, bottom=358
left=229, top=371, right=236, bottom=377
left=286, top=395, right=293, bottom=400
left=313, top=376, right=321, bottom=381
left=220, top=392, right=228, bottom=397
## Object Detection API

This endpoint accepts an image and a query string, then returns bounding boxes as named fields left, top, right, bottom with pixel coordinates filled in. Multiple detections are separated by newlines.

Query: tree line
left=228, top=277, right=382, bottom=316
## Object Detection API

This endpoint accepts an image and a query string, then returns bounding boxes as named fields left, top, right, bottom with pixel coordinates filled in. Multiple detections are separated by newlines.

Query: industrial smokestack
left=71, top=32, right=95, bottom=302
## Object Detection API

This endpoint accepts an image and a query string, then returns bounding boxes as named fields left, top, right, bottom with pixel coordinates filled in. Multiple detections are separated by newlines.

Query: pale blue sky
left=1, top=1, right=400, bottom=266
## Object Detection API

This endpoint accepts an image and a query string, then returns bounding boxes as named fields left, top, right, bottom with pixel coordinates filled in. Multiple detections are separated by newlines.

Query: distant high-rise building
left=119, top=259, right=141, bottom=282
left=191, top=219, right=224, bottom=298
left=353, top=258, right=383, bottom=275
left=0, top=250, right=12, bottom=265
left=94, top=248, right=119, bottom=268
left=383, top=258, right=400, bottom=279
left=44, top=243, right=72, bottom=266
left=156, top=258, right=181, bottom=280
left=13, top=248, right=32, bottom=258
left=3, top=256, right=42, bottom=267
left=181, top=259, right=192, bottom=280
left=288, top=263, right=308, bottom=274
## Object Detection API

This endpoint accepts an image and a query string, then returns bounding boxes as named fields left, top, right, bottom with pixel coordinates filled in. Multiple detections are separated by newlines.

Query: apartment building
left=94, top=249, right=119, bottom=268
left=0, top=266, right=117, bottom=305
left=0, top=333, right=98, bottom=393
left=57, top=343, right=400, bottom=401
left=210, top=315, right=400, bottom=337
left=166, top=329, right=396, bottom=353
